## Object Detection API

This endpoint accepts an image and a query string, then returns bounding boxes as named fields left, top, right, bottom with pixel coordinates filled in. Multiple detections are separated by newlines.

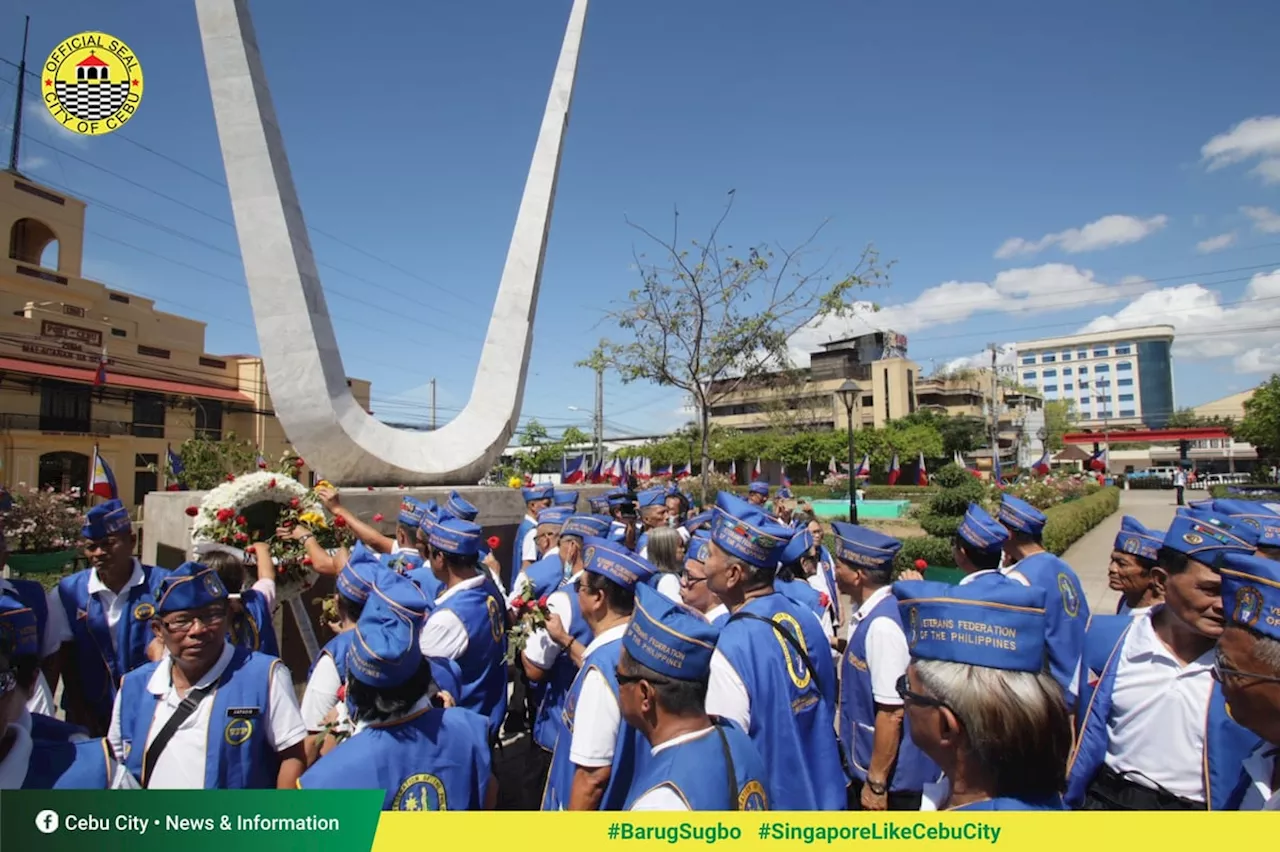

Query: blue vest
left=405, top=568, right=444, bottom=607
left=1065, top=614, right=1259, bottom=810
left=524, top=554, right=566, bottom=602
left=431, top=581, right=508, bottom=739
left=954, top=796, right=1067, bottom=811
left=56, top=564, right=170, bottom=726
left=30, top=712, right=89, bottom=742
left=635, top=532, right=649, bottom=555
left=840, top=593, right=939, bottom=792
left=310, top=631, right=463, bottom=708
left=816, top=546, right=840, bottom=624
left=299, top=703, right=492, bottom=809
left=230, top=589, right=279, bottom=657
left=20, top=738, right=114, bottom=789
left=1014, top=552, right=1090, bottom=701
left=623, top=721, right=770, bottom=810
left=541, top=633, right=646, bottom=811
left=118, top=645, right=281, bottom=789
left=775, top=578, right=825, bottom=622
left=718, top=593, right=846, bottom=810
left=532, top=588, right=594, bottom=751
left=513, top=516, right=537, bottom=568
left=6, top=577, right=49, bottom=650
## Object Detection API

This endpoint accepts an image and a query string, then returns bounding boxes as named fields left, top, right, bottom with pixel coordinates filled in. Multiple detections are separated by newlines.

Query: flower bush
left=0, top=484, right=84, bottom=553
left=1004, top=471, right=1100, bottom=510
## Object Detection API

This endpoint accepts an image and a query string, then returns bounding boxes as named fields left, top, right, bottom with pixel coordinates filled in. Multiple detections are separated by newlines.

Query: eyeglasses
left=0, top=669, right=16, bottom=699
left=895, top=674, right=948, bottom=708
left=680, top=570, right=708, bottom=587
left=1211, top=658, right=1280, bottom=686
left=161, top=607, right=229, bottom=633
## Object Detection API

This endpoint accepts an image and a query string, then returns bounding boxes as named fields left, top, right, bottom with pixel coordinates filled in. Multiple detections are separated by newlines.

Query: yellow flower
left=298, top=511, right=328, bottom=529
left=508, top=476, right=523, bottom=489
left=315, top=480, right=334, bottom=490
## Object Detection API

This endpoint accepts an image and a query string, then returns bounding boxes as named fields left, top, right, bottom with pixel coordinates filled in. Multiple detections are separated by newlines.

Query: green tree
left=159, top=434, right=261, bottom=491
left=588, top=194, right=890, bottom=502
left=1043, top=400, right=1077, bottom=451
left=1164, top=406, right=1236, bottom=430
left=1237, top=376, right=1280, bottom=461
left=898, top=410, right=985, bottom=457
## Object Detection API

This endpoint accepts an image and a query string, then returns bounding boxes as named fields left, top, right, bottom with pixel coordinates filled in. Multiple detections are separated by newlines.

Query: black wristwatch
left=866, top=779, right=888, bottom=796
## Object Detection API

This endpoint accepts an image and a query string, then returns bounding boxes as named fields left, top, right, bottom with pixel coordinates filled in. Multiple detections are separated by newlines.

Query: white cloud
left=1196, top=232, right=1236, bottom=254
left=1243, top=206, right=1280, bottom=234
left=1201, top=116, right=1280, bottom=183
left=788, top=263, right=1147, bottom=364
left=994, top=214, right=1168, bottom=259
left=1080, top=268, right=1280, bottom=373
left=25, top=99, right=91, bottom=149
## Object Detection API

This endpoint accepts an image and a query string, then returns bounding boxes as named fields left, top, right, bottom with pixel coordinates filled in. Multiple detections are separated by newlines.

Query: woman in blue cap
left=893, top=579, right=1070, bottom=810
left=298, top=571, right=495, bottom=809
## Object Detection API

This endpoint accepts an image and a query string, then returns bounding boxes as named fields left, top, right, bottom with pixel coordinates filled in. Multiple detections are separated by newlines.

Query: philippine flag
left=887, top=452, right=901, bottom=486
left=93, top=348, right=108, bottom=387
left=751, top=458, right=762, bottom=481
left=654, top=462, right=672, bottom=478
left=1088, top=448, right=1108, bottom=472
left=916, top=451, right=928, bottom=487
left=675, top=461, right=692, bottom=480
left=562, top=454, right=586, bottom=484
left=853, top=454, right=871, bottom=478
left=728, top=460, right=738, bottom=485
left=829, top=457, right=839, bottom=476
left=806, top=458, right=813, bottom=484
left=1032, top=449, right=1051, bottom=476
left=89, top=446, right=118, bottom=500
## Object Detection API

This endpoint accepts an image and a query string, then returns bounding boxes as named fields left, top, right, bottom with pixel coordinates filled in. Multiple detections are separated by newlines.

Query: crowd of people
left=1, top=478, right=1277, bottom=813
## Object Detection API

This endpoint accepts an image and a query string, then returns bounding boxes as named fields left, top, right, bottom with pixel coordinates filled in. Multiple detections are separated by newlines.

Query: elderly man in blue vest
left=418, top=517, right=508, bottom=742
left=996, top=494, right=1089, bottom=700
left=0, top=527, right=61, bottom=715
left=746, top=481, right=769, bottom=508
left=1066, top=509, right=1261, bottom=810
left=542, top=538, right=654, bottom=811
left=702, top=492, right=845, bottom=810
left=946, top=504, right=1025, bottom=587
left=299, top=569, right=495, bottom=809
left=48, top=500, right=169, bottom=736
left=109, top=561, right=306, bottom=788
left=516, top=484, right=554, bottom=571
left=508, top=507, right=574, bottom=608
left=618, top=585, right=769, bottom=810
left=635, top=490, right=669, bottom=557
left=1109, top=517, right=1165, bottom=617
left=830, top=522, right=939, bottom=811
left=0, top=609, right=138, bottom=790
left=1216, top=550, right=1280, bottom=809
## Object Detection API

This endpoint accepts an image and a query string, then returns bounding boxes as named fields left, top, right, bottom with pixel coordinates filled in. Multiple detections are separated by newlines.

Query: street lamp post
left=837, top=380, right=859, bottom=525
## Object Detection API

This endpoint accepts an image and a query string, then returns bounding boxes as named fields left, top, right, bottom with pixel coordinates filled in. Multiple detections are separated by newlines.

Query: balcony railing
left=0, top=413, right=133, bottom=436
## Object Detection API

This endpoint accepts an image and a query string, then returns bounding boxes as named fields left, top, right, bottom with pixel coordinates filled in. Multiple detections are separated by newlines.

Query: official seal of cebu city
left=43, top=32, right=143, bottom=136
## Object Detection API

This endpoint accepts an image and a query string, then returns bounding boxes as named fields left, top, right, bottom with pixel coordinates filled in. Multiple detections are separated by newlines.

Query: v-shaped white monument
left=194, top=0, right=589, bottom=485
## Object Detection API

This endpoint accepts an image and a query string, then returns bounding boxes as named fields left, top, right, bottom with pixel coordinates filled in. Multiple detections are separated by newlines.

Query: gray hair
left=646, top=526, right=684, bottom=575
left=914, top=659, right=1071, bottom=799
left=1254, top=633, right=1280, bottom=674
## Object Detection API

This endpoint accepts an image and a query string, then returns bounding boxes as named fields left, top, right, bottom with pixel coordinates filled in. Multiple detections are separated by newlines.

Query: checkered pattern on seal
left=53, top=81, right=131, bottom=122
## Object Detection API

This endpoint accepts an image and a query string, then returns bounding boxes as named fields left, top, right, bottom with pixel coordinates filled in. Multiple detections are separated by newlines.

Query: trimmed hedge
left=1042, top=486, right=1121, bottom=555
left=1208, top=484, right=1280, bottom=500
left=894, top=536, right=954, bottom=573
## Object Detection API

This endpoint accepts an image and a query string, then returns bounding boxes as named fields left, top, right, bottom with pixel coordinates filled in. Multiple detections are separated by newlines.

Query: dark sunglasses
left=1211, top=658, right=1280, bottom=686
left=895, top=674, right=948, bottom=708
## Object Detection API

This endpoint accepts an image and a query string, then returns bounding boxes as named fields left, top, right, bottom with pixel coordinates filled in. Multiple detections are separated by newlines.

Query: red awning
left=1062, top=427, right=1230, bottom=444
left=0, top=356, right=253, bottom=404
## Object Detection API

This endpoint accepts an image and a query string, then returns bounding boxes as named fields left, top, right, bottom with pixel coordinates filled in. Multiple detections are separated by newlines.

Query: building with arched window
left=0, top=172, right=372, bottom=506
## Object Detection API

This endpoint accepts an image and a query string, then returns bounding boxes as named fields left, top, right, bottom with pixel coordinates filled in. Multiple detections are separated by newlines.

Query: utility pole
left=988, top=343, right=1000, bottom=473
left=7, top=17, right=30, bottom=174
left=593, top=365, right=604, bottom=465
left=430, top=378, right=437, bottom=431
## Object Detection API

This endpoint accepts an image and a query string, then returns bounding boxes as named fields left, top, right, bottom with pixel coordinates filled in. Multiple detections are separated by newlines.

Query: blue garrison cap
left=748, top=481, right=770, bottom=497
left=537, top=507, right=573, bottom=529
left=606, top=490, right=629, bottom=507
left=685, top=533, right=712, bottom=565
left=552, top=490, right=579, bottom=509
left=1114, top=516, right=1162, bottom=563
left=637, top=489, right=666, bottom=510
left=998, top=494, right=1047, bottom=537
left=957, top=504, right=1010, bottom=556
left=830, top=522, right=902, bottom=571
left=157, top=562, right=227, bottom=615
left=380, top=549, right=425, bottom=576
left=587, top=495, right=610, bottom=514
left=416, top=501, right=440, bottom=536
left=683, top=510, right=713, bottom=532
left=337, top=542, right=381, bottom=604
left=445, top=491, right=479, bottom=522
left=398, top=497, right=425, bottom=528
left=1163, top=508, right=1257, bottom=561
left=82, top=499, right=131, bottom=540
left=522, top=483, right=553, bottom=503
left=709, top=491, right=794, bottom=569
left=347, top=570, right=430, bottom=688
left=624, top=584, right=719, bottom=681
left=894, top=579, right=1049, bottom=673
left=1201, top=499, right=1280, bottom=548
left=779, top=529, right=815, bottom=566
left=1219, top=551, right=1280, bottom=640
left=561, top=514, right=611, bottom=540
left=0, top=594, right=39, bottom=657
left=429, top=517, right=483, bottom=557
left=582, top=536, right=656, bottom=589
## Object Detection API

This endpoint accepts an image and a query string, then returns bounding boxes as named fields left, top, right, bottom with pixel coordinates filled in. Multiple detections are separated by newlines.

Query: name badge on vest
left=226, top=706, right=261, bottom=719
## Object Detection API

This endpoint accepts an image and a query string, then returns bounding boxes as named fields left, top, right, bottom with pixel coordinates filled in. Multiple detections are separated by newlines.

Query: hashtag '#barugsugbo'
left=608, top=822, right=620, bottom=840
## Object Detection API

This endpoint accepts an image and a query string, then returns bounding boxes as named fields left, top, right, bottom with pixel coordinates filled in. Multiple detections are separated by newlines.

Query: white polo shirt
left=0, top=722, right=139, bottom=790
left=300, top=633, right=348, bottom=732
left=47, top=560, right=147, bottom=651
left=1101, top=609, right=1213, bottom=802
left=522, top=572, right=582, bottom=671
left=628, top=727, right=718, bottom=811
left=1239, top=744, right=1279, bottom=811
left=567, top=623, right=628, bottom=769
left=419, top=574, right=487, bottom=660
left=106, top=642, right=306, bottom=789
left=845, top=585, right=910, bottom=707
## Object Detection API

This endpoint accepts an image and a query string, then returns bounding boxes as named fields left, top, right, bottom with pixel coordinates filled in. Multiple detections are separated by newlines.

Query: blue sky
left=3, top=1, right=1279, bottom=438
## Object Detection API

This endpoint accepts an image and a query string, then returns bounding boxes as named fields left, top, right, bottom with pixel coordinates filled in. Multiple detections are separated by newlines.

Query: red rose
left=398, top=485, right=406, bottom=489
left=268, top=478, right=277, bottom=489
left=216, top=508, right=234, bottom=522
left=234, top=532, right=249, bottom=543
left=226, top=474, right=236, bottom=482
left=295, top=459, right=305, bottom=468
left=236, top=515, right=248, bottom=526
left=302, top=556, right=313, bottom=566
left=166, top=484, right=180, bottom=492
left=819, top=592, right=830, bottom=609
left=257, top=461, right=268, bottom=469
left=372, top=513, right=385, bottom=523
left=333, top=515, right=347, bottom=528
left=184, top=506, right=199, bottom=517
left=336, top=684, right=346, bottom=702
left=487, top=536, right=501, bottom=549
left=537, top=596, right=548, bottom=608
left=914, top=559, right=928, bottom=570
left=511, top=598, right=524, bottom=613
left=290, top=498, right=300, bottom=509
left=367, top=486, right=374, bottom=491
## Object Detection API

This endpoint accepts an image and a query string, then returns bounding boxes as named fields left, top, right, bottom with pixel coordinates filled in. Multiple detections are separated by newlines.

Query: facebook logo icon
left=34, top=810, right=60, bottom=834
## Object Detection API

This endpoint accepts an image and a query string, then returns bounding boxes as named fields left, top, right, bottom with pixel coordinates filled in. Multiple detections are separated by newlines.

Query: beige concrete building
left=1193, top=388, right=1254, bottom=422
left=706, top=332, right=920, bottom=433
left=1, top=170, right=370, bottom=506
